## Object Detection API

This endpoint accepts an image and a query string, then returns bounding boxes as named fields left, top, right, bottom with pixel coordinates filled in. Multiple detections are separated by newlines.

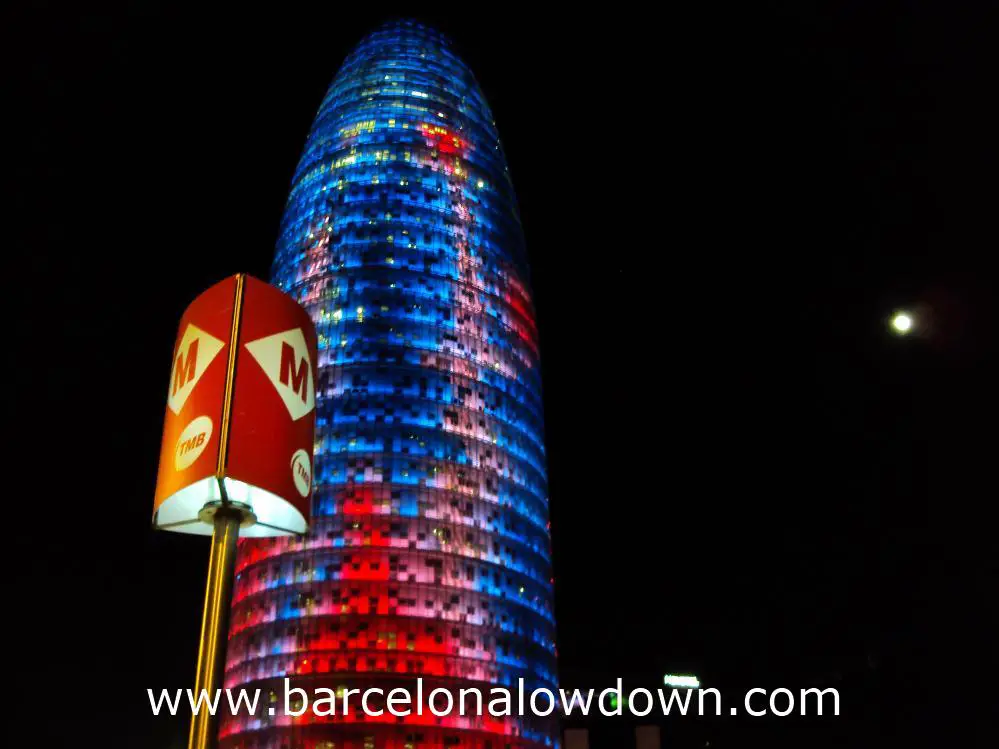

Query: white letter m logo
left=244, top=328, right=315, bottom=421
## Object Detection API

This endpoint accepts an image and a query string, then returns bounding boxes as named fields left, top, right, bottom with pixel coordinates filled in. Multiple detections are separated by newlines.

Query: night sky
left=10, top=3, right=995, bottom=747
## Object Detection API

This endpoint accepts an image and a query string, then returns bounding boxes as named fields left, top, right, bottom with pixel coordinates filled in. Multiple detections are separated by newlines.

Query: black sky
left=9, top=2, right=996, bottom=747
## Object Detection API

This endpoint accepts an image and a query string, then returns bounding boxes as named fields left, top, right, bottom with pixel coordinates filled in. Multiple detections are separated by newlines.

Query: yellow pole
left=188, top=508, right=241, bottom=749
left=190, top=274, right=245, bottom=749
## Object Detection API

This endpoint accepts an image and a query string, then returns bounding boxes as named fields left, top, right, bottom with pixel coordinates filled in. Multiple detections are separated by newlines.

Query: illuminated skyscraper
left=222, top=20, right=557, bottom=749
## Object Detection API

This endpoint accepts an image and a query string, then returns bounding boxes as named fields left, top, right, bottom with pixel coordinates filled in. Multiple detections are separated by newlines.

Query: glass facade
left=221, top=20, right=556, bottom=749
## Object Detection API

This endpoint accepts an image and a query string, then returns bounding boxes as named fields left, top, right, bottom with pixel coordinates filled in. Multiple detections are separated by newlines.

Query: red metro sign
left=153, top=274, right=318, bottom=536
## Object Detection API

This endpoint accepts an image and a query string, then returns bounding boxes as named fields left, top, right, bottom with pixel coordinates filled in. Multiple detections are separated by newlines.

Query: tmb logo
left=244, top=328, right=315, bottom=421
left=290, top=448, right=312, bottom=497
left=168, top=324, right=226, bottom=414
left=175, top=415, right=213, bottom=471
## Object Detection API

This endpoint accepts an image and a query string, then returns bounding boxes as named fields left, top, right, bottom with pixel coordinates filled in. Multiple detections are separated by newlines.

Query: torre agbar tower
left=221, top=21, right=557, bottom=749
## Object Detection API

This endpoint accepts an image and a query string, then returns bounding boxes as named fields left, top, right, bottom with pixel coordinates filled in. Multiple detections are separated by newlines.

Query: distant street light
left=664, top=674, right=700, bottom=689
left=890, top=311, right=914, bottom=335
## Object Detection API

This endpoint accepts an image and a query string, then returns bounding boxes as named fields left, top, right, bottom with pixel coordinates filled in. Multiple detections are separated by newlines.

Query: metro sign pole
left=152, top=274, right=318, bottom=749
left=189, top=505, right=242, bottom=749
